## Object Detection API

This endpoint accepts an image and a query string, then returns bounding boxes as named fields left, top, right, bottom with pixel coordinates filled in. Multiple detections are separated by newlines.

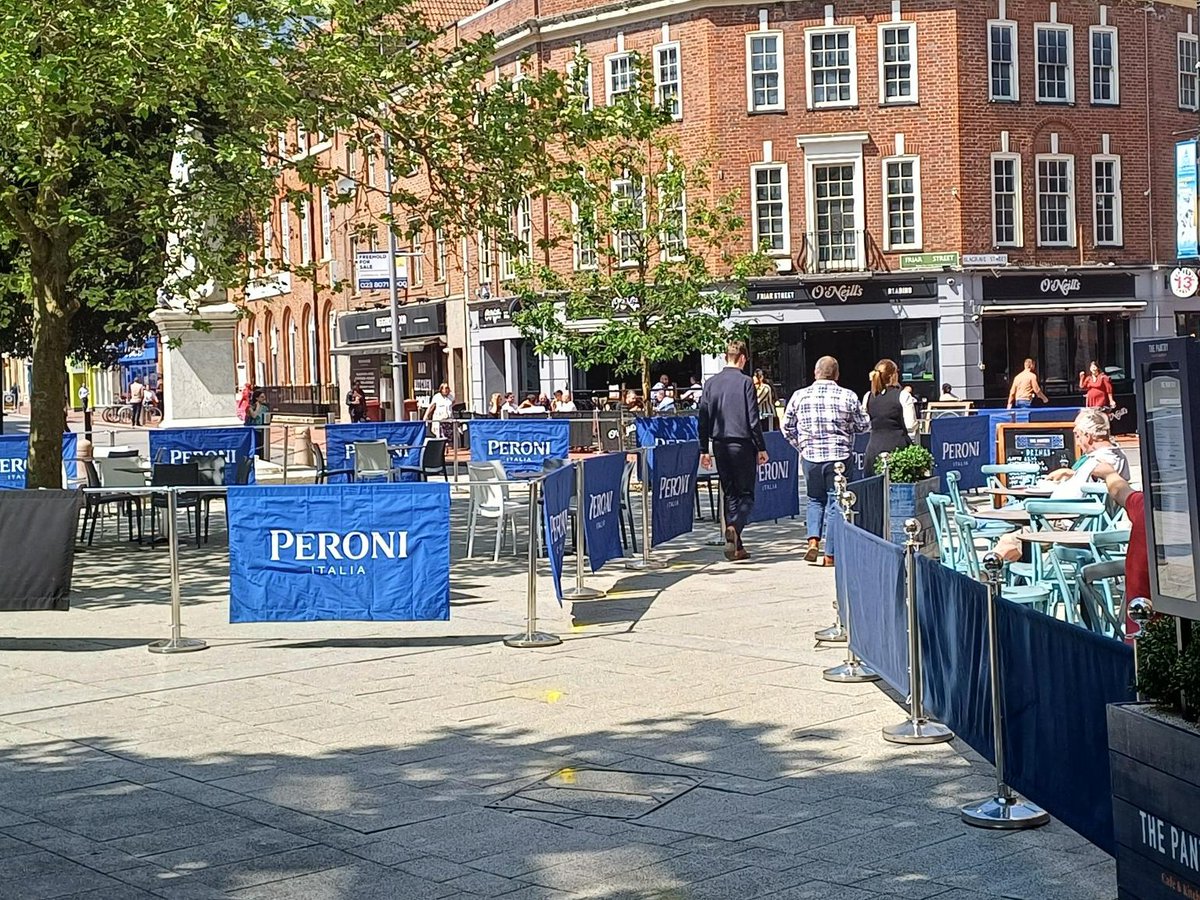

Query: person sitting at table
left=556, top=391, right=577, bottom=413
left=518, top=393, right=538, bottom=410
left=655, top=389, right=677, bottom=413
left=488, top=393, right=503, bottom=416
left=624, top=389, right=643, bottom=412
left=501, top=392, right=519, bottom=415
left=1045, top=408, right=1130, bottom=492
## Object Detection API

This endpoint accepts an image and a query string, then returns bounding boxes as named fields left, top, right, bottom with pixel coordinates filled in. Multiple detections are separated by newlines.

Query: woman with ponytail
left=862, top=358, right=916, bottom=475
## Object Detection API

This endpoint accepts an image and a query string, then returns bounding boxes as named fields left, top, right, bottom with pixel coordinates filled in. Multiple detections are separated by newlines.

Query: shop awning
left=980, top=301, right=1146, bottom=315
left=330, top=337, right=443, bottom=356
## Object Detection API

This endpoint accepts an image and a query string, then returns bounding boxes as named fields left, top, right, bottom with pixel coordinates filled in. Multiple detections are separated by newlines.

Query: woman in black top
left=863, top=358, right=915, bottom=475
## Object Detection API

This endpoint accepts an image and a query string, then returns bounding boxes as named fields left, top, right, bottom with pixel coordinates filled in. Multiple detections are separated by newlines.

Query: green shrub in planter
left=1137, top=615, right=1200, bottom=722
left=876, top=444, right=934, bottom=483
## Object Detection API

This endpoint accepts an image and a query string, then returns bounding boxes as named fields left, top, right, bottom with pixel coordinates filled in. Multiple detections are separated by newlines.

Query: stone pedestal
left=151, top=303, right=241, bottom=428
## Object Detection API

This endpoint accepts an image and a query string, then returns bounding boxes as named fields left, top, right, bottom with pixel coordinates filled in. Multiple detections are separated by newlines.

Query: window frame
left=604, top=52, right=636, bottom=106
left=1034, top=22, right=1075, bottom=104
left=434, top=227, right=448, bottom=283
left=805, top=26, right=859, bottom=110
left=1091, top=154, right=1123, bottom=247
left=299, top=197, right=313, bottom=264
left=805, top=156, right=866, bottom=271
left=319, top=190, right=332, bottom=262
left=278, top=202, right=291, bottom=266
left=881, top=155, right=923, bottom=252
left=611, top=177, right=647, bottom=268
left=745, top=30, right=786, bottom=113
left=653, top=41, right=683, bottom=120
left=987, top=19, right=1019, bottom=102
left=749, top=162, right=791, bottom=258
left=1180, top=34, right=1199, bottom=111
left=408, top=219, right=424, bottom=287
left=1035, top=153, right=1076, bottom=248
left=569, top=57, right=594, bottom=112
left=572, top=201, right=599, bottom=271
left=659, top=181, right=687, bottom=261
left=1089, top=25, right=1119, bottom=105
left=877, top=21, right=918, bottom=105
left=478, top=231, right=493, bottom=285
left=990, top=152, right=1024, bottom=248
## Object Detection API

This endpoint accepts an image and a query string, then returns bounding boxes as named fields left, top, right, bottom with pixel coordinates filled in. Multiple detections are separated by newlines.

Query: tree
left=0, top=0, right=575, bottom=486
left=512, top=61, right=769, bottom=404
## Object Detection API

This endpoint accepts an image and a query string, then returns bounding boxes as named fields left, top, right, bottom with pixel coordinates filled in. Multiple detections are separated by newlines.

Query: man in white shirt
left=556, top=391, right=577, bottom=413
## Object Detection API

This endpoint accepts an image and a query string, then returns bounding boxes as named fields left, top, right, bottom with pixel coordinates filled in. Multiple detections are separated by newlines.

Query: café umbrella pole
left=562, top=460, right=605, bottom=601
left=823, top=468, right=880, bottom=683
left=883, top=518, right=954, bottom=744
left=815, top=461, right=849, bottom=643
left=625, top=447, right=668, bottom=571
left=505, top=478, right=563, bottom=648
left=961, top=552, right=1049, bottom=829
left=148, top=488, right=208, bottom=654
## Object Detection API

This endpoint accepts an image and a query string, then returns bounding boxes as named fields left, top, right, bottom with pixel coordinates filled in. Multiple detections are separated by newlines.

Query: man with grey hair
left=782, top=355, right=870, bottom=565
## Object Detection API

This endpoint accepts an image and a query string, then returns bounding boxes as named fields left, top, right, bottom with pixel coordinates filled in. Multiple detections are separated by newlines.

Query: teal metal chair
left=957, top=515, right=1050, bottom=608
left=945, top=471, right=1015, bottom=547
left=926, top=492, right=961, bottom=569
left=981, top=463, right=1043, bottom=505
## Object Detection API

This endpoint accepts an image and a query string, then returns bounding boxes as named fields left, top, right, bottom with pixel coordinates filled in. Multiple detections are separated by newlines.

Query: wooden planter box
left=888, top=476, right=938, bottom=548
left=1108, top=703, right=1200, bottom=899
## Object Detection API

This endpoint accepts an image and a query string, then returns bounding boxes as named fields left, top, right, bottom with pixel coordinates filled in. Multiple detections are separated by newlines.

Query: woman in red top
left=1078, top=361, right=1115, bottom=408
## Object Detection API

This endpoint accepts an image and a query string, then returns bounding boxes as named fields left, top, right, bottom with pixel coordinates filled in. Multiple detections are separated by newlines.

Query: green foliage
left=879, top=444, right=934, bottom=483
left=1137, top=616, right=1200, bottom=722
left=512, top=54, right=770, bottom=399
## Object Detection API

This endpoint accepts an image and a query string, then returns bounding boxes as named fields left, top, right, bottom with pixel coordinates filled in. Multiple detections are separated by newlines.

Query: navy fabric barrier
left=470, top=419, right=570, bottom=475
left=750, top=431, right=799, bottom=523
left=228, top=482, right=450, bottom=622
left=848, top=432, right=871, bottom=480
left=835, top=518, right=910, bottom=694
left=1028, top=406, right=1082, bottom=424
left=635, top=415, right=698, bottom=447
left=931, top=415, right=990, bottom=491
left=150, top=427, right=257, bottom=485
left=325, top=422, right=426, bottom=483
left=582, top=452, right=626, bottom=573
left=915, top=555, right=995, bottom=764
left=0, top=433, right=80, bottom=489
left=542, top=464, right=573, bottom=604
left=997, top=599, right=1134, bottom=854
left=848, top=474, right=885, bottom=538
left=650, top=440, right=700, bottom=547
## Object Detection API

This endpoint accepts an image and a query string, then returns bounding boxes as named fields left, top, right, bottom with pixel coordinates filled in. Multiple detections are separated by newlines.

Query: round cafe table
left=972, top=508, right=1076, bottom=524
left=1015, top=530, right=1130, bottom=547
left=980, top=485, right=1056, bottom=500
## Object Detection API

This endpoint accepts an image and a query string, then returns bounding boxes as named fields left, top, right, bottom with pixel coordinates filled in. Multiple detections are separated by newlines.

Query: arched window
left=283, top=310, right=297, bottom=385
left=324, top=302, right=336, bottom=385
left=302, top=305, right=316, bottom=385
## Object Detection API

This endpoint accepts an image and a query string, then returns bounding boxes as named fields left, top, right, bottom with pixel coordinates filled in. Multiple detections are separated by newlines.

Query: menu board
left=995, top=423, right=1078, bottom=487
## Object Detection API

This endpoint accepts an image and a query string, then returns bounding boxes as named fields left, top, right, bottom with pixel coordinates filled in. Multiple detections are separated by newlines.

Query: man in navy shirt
left=699, top=340, right=768, bottom=561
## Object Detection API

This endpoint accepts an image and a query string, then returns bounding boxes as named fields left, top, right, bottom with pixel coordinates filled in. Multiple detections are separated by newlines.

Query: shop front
left=977, top=273, right=1141, bottom=423
left=736, top=275, right=946, bottom=401
left=468, top=297, right=557, bottom=412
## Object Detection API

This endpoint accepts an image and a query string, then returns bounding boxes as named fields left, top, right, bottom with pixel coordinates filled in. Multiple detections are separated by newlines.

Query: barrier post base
left=561, top=586, right=606, bottom=600
left=814, top=623, right=848, bottom=643
left=822, top=661, right=880, bottom=683
left=625, top=558, right=669, bottom=571
left=504, top=632, right=563, bottom=649
left=961, top=794, right=1049, bottom=830
left=883, top=718, right=955, bottom=745
left=147, top=637, right=208, bottom=654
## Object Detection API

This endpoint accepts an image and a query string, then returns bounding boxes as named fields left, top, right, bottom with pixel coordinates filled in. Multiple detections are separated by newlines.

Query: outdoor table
left=972, top=508, right=1075, bottom=524
left=980, top=485, right=1055, bottom=499
left=1015, top=530, right=1130, bottom=547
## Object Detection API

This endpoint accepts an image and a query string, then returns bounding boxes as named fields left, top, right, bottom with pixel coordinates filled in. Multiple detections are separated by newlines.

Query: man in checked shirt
left=782, top=355, right=870, bottom=566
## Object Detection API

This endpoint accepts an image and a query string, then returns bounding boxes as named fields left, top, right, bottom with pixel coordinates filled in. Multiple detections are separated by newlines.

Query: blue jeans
left=802, top=457, right=846, bottom=544
left=1014, top=398, right=1032, bottom=408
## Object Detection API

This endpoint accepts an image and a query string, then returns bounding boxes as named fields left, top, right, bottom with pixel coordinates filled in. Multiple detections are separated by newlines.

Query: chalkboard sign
left=995, top=422, right=1078, bottom=487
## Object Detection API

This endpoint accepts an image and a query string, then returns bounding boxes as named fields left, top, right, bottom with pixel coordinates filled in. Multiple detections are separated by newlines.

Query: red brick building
left=238, top=0, right=1200, bottom=419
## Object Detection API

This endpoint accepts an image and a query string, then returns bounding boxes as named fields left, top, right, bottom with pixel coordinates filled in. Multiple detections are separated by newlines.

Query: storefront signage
left=471, top=298, right=519, bottom=328
left=963, top=253, right=1010, bottom=266
left=746, top=278, right=938, bottom=306
left=1170, top=267, right=1199, bottom=299
left=355, top=251, right=409, bottom=291
left=899, top=252, right=960, bottom=270
left=982, top=273, right=1135, bottom=302
left=338, top=303, right=446, bottom=345
left=1176, top=139, right=1198, bottom=259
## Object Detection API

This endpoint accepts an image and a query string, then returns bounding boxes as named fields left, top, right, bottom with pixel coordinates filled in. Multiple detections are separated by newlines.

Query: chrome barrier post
left=823, top=470, right=880, bottom=683
left=883, top=518, right=954, bottom=744
left=1128, top=597, right=1153, bottom=702
left=281, top=426, right=290, bottom=483
left=625, top=447, right=668, bottom=571
left=815, top=461, right=849, bottom=643
left=562, top=460, right=605, bottom=600
left=504, top=478, right=563, bottom=648
left=880, top=451, right=892, bottom=541
left=148, top=488, right=208, bottom=654
left=961, top=552, right=1049, bottom=829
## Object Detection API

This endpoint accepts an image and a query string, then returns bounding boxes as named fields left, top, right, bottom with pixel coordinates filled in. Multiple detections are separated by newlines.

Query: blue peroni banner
left=0, top=433, right=81, bottom=489
left=848, top=432, right=871, bottom=481
left=541, top=464, right=574, bottom=603
left=750, top=431, right=799, bottom=523
left=635, top=415, right=699, bottom=448
left=325, top=422, right=426, bottom=483
left=650, top=440, right=700, bottom=547
left=931, top=414, right=991, bottom=491
left=469, top=419, right=569, bottom=475
left=227, top=482, right=450, bottom=622
left=582, top=452, right=625, bottom=573
left=150, top=427, right=257, bottom=485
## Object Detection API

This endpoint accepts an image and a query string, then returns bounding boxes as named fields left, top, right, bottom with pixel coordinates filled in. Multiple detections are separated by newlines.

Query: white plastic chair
left=466, top=461, right=518, bottom=562
left=352, top=440, right=394, bottom=482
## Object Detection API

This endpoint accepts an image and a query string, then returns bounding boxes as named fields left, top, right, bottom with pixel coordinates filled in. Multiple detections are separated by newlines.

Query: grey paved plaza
left=0, top=494, right=1116, bottom=899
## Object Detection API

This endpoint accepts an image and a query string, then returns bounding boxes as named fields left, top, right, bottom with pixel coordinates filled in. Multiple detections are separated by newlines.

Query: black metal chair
left=79, top=459, right=143, bottom=545
left=150, top=462, right=202, bottom=548
left=312, top=444, right=353, bottom=484
left=396, top=438, right=449, bottom=482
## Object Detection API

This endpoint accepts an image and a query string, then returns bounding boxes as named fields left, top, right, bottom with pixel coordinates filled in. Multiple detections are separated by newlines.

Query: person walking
left=753, top=369, right=775, bottom=430
left=782, top=355, right=870, bottom=565
left=1007, top=358, right=1049, bottom=409
left=346, top=381, right=367, bottom=423
left=245, top=389, right=271, bottom=460
left=425, top=382, right=455, bottom=439
left=1078, top=361, right=1115, bottom=409
left=862, top=359, right=915, bottom=476
left=698, top=340, right=768, bottom=562
left=128, top=377, right=145, bottom=427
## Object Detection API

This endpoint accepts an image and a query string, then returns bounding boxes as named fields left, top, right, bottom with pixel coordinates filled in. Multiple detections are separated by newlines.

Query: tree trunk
left=641, top=355, right=651, bottom=415
left=27, top=241, right=73, bottom=489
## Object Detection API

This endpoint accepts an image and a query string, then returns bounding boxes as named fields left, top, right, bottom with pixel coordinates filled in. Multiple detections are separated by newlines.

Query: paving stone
left=635, top=787, right=811, bottom=840
left=227, top=861, right=454, bottom=899
left=0, top=850, right=128, bottom=899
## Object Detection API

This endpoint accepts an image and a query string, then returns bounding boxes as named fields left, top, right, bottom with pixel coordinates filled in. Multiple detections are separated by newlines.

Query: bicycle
left=101, top=400, right=163, bottom=426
